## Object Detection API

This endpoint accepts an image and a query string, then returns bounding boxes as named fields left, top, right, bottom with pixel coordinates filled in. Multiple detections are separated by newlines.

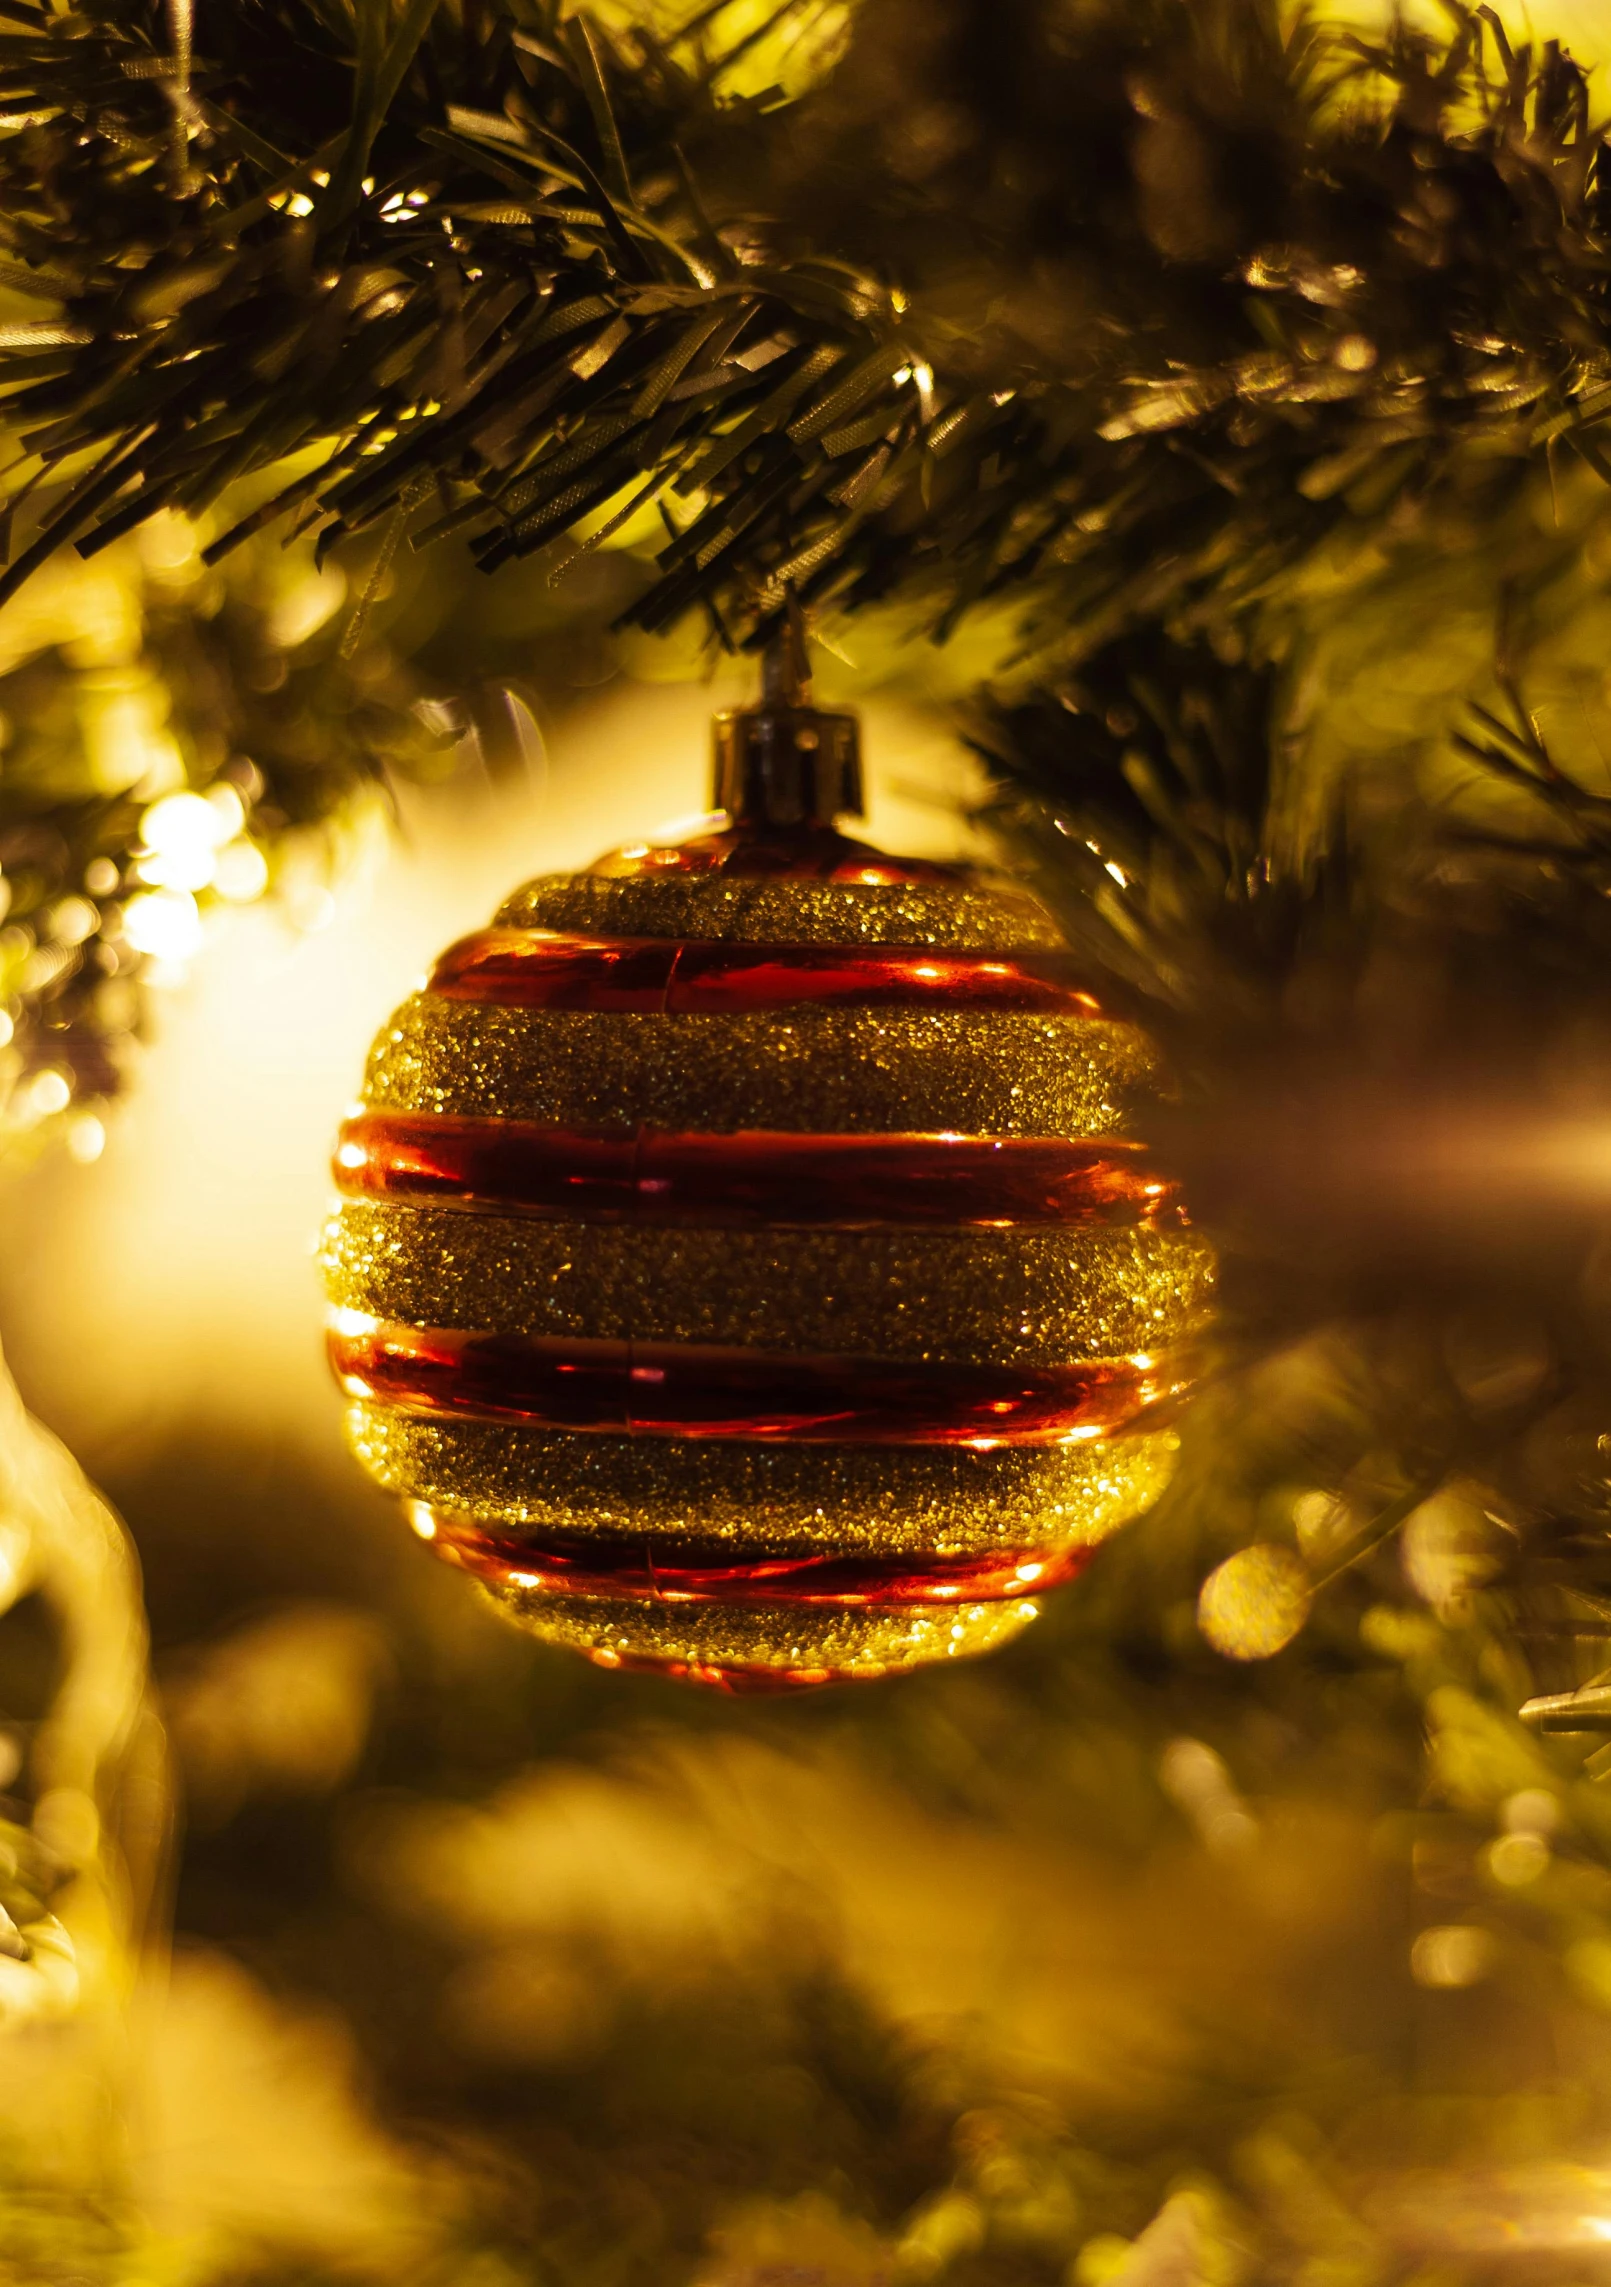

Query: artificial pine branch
left=0, top=1, right=1602, bottom=664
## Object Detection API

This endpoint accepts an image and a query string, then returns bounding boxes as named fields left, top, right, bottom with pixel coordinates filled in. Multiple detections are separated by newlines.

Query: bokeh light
left=1196, top=1543, right=1313, bottom=1660
left=122, top=889, right=203, bottom=964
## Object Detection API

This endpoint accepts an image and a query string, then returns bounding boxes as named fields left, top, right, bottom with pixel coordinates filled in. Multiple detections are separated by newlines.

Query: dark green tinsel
left=0, top=0, right=1603, bottom=663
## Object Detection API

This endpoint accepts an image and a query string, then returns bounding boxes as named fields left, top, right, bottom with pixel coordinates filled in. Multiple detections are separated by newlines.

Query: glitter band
left=363, top=999, right=1158, bottom=1136
left=495, top=872, right=1065, bottom=951
left=485, top=1577, right=1042, bottom=1684
left=322, top=1205, right=1212, bottom=1365
left=348, top=1406, right=1177, bottom=1555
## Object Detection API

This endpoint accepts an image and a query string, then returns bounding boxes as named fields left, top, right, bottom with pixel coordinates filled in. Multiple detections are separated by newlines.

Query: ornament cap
left=712, top=611, right=863, bottom=826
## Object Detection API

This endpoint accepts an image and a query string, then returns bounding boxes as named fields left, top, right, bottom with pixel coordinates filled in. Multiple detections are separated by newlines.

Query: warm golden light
left=26, top=1071, right=70, bottom=1119
left=1410, top=1926, right=1496, bottom=1990
left=1197, top=1544, right=1312, bottom=1661
left=122, top=888, right=203, bottom=962
left=212, top=842, right=269, bottom=904
left=65, top=1115, right=105, bottom=1166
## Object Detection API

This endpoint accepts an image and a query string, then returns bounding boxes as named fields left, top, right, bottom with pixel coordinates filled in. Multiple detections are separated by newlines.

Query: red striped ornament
left=321, top=698, right=1211, bottom=1690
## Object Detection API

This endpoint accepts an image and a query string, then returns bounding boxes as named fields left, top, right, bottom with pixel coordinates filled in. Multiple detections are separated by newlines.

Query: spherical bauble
left=321, top=691, right=1212, bottom=1690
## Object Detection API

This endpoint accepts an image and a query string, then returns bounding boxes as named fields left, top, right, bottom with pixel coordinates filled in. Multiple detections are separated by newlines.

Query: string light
left=25, top=1069, right=70, bottom=1117
left=213, top=841, right=269, bottom=902
left=65, top=1113, right=105, bottom=1164
left=138, top=789, right=240, bottom=892
left=123, top=887, right=203, bottom=962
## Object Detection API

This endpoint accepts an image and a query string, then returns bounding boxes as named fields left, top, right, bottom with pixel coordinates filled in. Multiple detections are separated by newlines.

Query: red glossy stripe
left=338, top=1114, right=638, bottom=1216
left=428, top=929, right=1102, bottom=1015
left=425, top=1515, right=1092, bottom=1606
left=597, top=825, right=962, bottom=883
left=335, top=1114, right=1179, bottom=1228
left=431, top=932, right=676, bottom=1011
left=329, top=1323, right=1165, bottom=1444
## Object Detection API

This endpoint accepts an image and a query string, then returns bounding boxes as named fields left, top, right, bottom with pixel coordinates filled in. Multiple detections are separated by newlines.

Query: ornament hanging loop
left=761, top=591, right=811, bottom=709
left=713, top=600, right=863, bottom=828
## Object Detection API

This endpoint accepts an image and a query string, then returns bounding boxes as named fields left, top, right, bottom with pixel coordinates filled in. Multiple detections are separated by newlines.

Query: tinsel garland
left=0, top=0, right=1600, bottom=658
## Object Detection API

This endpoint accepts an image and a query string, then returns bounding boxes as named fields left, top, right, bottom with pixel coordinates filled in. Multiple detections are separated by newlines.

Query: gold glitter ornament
left=321, top=631, right=1212, bottom=1690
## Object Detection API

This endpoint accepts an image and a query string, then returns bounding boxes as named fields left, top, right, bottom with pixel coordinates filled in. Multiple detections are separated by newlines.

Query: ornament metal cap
left=712, top=606, right=863, bottom=827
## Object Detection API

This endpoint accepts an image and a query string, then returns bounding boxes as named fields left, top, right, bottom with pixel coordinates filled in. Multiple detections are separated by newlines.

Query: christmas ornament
left=321, top=632, right=1212, bottom=1690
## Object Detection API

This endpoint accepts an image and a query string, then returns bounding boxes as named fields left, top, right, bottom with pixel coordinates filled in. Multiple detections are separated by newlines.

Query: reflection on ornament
left=322, top=630, right=1212, bottom=1689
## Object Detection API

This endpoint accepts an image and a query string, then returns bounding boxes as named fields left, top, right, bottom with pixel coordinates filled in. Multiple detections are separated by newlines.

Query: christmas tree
left=3, top=0, right=1611, bottom=2278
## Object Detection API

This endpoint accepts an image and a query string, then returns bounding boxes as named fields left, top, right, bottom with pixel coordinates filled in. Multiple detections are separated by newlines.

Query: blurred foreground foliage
left=21, top=1413, right=1611, bottom=2287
